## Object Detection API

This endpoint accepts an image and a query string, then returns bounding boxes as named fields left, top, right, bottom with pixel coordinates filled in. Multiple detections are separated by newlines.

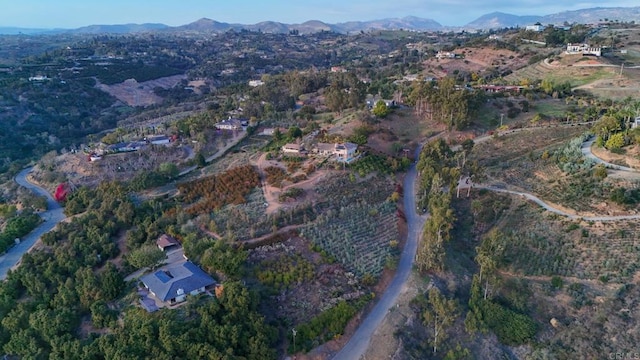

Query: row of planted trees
left=413, top=138, right=538, bottom=355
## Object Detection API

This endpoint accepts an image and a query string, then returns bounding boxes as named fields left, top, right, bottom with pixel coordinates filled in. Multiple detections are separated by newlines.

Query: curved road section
left=0, top=167, right=66, bottom=280
left=581, top=137, right=637, bottom=172
left=332, top=158, right=427, bottom=360
left=478, top=185, right=640, bottom=222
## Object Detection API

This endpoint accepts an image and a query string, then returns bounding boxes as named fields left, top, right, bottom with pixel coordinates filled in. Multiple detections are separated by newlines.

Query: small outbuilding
left=156, top=234, right=180, bottom=251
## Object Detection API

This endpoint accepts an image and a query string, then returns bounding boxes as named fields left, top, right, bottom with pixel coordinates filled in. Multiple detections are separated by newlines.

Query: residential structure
left=525, top=23, right=545, bottom=32
left=282, top=143, right=304, bottom=155
left=477, top=85, right=525, bottom=93
left=314, top=142, right=359, bottom=163
left=566, top=43, right=602, bottom=57
left=140, top=261, right=216, bottom=306
left=633, top=117, right=640, bottom=129
left=147, top=135, right=171, bottom=145
left=107, top=141, right=146, bottom=153
left=28, top=75, right=48, bottom=82
left=435, top=51, right=458, bottom=59
left=334, top=142, right=358, bottom=163
left=215, top=117, right=247, bottom=131
left=156, top=234, right=180, bottom=251
left=366, top=95, right=397, bottom=109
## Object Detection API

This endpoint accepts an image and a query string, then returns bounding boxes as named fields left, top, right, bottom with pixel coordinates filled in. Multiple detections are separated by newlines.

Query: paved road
left=0, top=168, right=66, bottom=280
left=332, top=148, right=427, bottom=360
left=478, top=185, right=640, bottom=222
left=581, top=137, right=637, bottom=172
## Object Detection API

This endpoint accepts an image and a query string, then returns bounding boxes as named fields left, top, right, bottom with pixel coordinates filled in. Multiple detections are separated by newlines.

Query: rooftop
left=141, top=261, right=215, bottom=302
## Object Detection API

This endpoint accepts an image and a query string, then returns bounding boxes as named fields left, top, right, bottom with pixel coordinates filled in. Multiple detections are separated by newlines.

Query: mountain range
left=1, top=6, right=640, bottom=35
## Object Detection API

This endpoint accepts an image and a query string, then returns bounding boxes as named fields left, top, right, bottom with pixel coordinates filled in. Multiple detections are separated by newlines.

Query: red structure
left=54, top=183, right=69, bottom=202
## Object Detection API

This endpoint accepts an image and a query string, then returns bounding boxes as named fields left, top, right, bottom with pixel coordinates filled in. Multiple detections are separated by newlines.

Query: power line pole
left=292, top=328, right=297, bottom=355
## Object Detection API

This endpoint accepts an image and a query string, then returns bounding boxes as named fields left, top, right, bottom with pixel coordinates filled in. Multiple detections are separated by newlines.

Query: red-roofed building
left=156, top=234, right=180, bottom=252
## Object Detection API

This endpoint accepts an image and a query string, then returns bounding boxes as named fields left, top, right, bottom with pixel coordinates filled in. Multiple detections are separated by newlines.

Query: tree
left=195, top=152, right=206, bottom=168
left=605, top=132, right=625, bottom=150
left=159, top=162, right=179, bottom=179
left=423, top=287, right=458, bottom=354
left=127, top=244, right=166, bottom=270
left=372, top=100, right=390, bottom=118
left=476, top=230, right=505, bottom=300
left=324, top=81, right=346, bottom=113
left=286, top=126, right=302, bottom=139
left=593, top=115, right=621, bottom=141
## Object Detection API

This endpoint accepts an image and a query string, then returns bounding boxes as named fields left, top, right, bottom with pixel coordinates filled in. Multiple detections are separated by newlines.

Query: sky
left=1, top=0, right=639, bottom=28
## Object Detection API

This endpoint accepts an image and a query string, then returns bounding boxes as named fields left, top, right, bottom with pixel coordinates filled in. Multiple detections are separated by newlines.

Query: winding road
left=477, top=185, right=640, bottom=222
left=581, top=137, right=638, bottom=172
left=332, top=126, right=639, bottom=359
left=0, top=168, right=66, bottom=280
left=332, top=149, right=427, bottom=360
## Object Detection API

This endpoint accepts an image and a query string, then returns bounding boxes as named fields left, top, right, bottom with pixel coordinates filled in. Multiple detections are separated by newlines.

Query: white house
left=282, top=143, right=304, bottom=155
left=525, top=23, right=545, bottom=32
left=566, top=43, right=602, bottom=57
left=334, top=142, right=358, bottom=163
left=435, top=51, right=457, bottom=59
left=248, top=80, right=264, bottom=87
left=215, top=118, right=245, bottom=131
left=314, top=142, right=359, bottom=163
left=147, top=135, right=171, bottom=145
left=28, top=75, right=48, bottom=82
left=633, top=116, right=640, bottom=129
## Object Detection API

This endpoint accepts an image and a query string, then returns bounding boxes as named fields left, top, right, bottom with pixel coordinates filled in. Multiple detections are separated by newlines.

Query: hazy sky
left=2, top=0, right=639, bottom=28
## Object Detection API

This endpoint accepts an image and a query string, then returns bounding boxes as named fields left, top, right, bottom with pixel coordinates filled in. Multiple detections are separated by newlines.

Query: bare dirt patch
left=591, top=144, right=640, bottom=171
left=33, top=144, right=190, bottom=189
left=423, top=48, right=526, bottom=78
left=96, top=75, right=187, bottom=106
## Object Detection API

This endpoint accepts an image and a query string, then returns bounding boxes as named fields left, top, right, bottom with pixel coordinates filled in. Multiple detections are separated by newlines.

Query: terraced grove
left=301, top=200, right=399, bottom=278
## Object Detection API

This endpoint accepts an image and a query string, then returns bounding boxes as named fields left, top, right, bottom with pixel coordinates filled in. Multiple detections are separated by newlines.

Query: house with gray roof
left=140, top=261, right=216, bottom=305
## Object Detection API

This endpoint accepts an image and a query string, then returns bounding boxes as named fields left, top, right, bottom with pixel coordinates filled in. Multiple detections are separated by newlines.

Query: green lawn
left=531, top=100, right=570, bottom=118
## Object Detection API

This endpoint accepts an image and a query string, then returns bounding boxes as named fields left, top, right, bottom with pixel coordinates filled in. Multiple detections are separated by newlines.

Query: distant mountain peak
left=2, top=6, right=640, bottom=35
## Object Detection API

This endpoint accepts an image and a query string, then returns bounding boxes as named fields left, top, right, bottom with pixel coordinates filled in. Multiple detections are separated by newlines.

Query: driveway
left=477, top=185, right=640, bottom=222
left=332, top=146, right=427, bottom=360
left=0, top=168, right=66, bottom=280
left=581, top=137, right=637, bottom=172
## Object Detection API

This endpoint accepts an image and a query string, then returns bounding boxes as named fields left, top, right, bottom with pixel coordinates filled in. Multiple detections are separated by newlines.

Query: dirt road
left=478, top=185, right=640, bottom=222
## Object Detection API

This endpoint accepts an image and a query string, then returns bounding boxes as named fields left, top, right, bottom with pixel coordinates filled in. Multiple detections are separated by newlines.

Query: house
left=566, top=43, right=602, bottom=57
left=140, top=261, right=216, bottom=305
left=156, top=234, right=180, bottom=251
left=314, top=142, right=359, bottom=163
left=29, top=75, right=48, bottom=82
left=525, top=23, right=545, bottom=32
left=215, top=117, right=245, bottom=131
left=633, top=117, right=640, bottom=129
left=107, top=141, right=146, bottom=153
left=315, top=143, right=335, bottom=156
left=435, top=51, right=458, bottom=59
left=147, top=135, right=171, bottom=145
left=477, top=85, right=525, bottom=93
left=248, top=80, right=264, bottom=87
left=282, top=143, right=304, bottom=154
left=334, top=142, right=358, bottom=163
left=260, top=127, right=286, bottom=136
left=366, top=95, right=397, bottom=109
